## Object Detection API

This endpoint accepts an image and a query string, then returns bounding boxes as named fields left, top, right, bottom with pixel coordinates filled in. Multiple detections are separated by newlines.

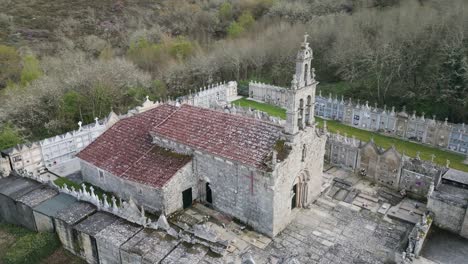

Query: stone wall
left=80, top=160, right=166, bottom=214
left=0, top=115, right=112, bottom=177
left=272, top=126, right=326, bottom=235
left=326, top=133, right=445, bottom=199
left=177, top=81, right=239, bottom=109
left=248, top=81, right=288, bottom=108
left=428, top=193, right=467, bottom=234
left=315, top=94, right=468, bottom=155
left=0, top=156, right=10, bottom=177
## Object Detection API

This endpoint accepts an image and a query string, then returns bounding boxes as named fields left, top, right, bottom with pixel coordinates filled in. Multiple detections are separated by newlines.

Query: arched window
left=304, top=63, right=308, bottom=85
left=298, top=99, right=304, bottom=130
left=305, top=95, right=312, bottom=125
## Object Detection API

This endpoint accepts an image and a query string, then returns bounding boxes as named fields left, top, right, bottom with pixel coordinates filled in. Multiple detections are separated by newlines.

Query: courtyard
left=167, top=166, right=415, bottom=263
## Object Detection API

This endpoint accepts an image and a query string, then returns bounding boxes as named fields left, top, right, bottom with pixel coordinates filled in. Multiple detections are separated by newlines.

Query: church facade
left=76, top=37, right=326, bottom=237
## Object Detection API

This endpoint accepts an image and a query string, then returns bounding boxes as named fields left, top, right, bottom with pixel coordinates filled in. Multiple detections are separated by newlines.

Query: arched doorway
left=206, top=182, right=212, bottom=204
left=291, top=171, right=310, bottom=210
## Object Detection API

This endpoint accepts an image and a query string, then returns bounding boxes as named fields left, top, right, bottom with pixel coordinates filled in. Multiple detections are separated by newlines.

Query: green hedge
left=2, top=232, right=60, bottom=264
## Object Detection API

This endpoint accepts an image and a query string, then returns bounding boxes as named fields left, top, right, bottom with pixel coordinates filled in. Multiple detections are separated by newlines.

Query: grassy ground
left=233, top=97, right=468, bottom=172
left=232, top=97, right=287, bottom=119
left=0, top=223, right=83, bottom=264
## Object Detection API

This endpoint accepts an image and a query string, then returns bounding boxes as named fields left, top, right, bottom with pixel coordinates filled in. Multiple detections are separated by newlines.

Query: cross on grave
left=245, top=171, right=257, bottom=195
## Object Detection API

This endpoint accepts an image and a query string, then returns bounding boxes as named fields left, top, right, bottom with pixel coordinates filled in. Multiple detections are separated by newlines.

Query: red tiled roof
left=151, top=104, right=282, bottom=168
left=77, top=104, right=192, bottom=188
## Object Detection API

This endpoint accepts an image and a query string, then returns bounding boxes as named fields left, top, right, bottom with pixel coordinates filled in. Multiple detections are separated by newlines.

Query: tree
left=0, top=45, right=21, bottom=88
left=168, top=37, right=195, bottom=60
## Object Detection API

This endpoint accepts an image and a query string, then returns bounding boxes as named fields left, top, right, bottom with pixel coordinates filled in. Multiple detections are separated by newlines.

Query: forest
left=0, top=0, right=467, bottom=149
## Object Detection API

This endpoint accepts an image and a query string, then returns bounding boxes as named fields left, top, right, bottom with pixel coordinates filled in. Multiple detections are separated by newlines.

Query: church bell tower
left=285, top=34, right=318, bottom=135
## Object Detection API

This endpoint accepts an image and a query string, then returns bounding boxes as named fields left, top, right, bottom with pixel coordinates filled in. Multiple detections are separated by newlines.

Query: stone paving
left=174, top=167, right=415, bottom=263
left=244, top=198, right=411, bottom=264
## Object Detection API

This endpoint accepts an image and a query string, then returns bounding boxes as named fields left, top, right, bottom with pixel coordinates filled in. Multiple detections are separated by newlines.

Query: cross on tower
left=245, top=171, right=257, bottom=195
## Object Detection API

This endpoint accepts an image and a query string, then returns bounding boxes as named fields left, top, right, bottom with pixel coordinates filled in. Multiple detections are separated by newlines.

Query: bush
left=0, top=45, right=21, bottom=88
left=227, top=22, right=245, bottom=38
left=2, top=232, right=60, bottom=264
left=0, top=123, right=22, bottom=150
left=238, top=11, right=255, bottom=29
left=20, top=55, right=42, bottom=86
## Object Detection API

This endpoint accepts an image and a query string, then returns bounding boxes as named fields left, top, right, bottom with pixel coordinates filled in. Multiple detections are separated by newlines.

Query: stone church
left=77, top=36, right=326, bottom=237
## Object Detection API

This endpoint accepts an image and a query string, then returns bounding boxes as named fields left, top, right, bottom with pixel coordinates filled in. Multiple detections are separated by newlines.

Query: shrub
left=238, top=11, right=255, bottom=29
left=2, top=232, right=60, bottom=264
left=218, top=2, right=233, bottom=22
left=227, top=22, right=245, bottom=38
left=0, top=45, right=21, bottom=88
left=0, top=123, right=22, bottom=150
left=20, top=55, right=42, bottom=86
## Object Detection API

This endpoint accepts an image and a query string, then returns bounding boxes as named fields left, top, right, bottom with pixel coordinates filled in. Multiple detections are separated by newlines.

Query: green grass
left=232, top=97, right=286, bottom=119
left=0, top=223, right=60, bottom=264
left=54, top=177, right=119, bottom=205
left=233, top=97, right=468, bottom=172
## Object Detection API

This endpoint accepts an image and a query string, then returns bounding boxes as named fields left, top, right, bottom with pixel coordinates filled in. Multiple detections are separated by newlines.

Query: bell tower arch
left=285, top=34, right=318, bottom=135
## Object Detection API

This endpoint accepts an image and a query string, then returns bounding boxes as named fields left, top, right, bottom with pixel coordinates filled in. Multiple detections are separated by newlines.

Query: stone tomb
left=94, top=218, right=142, bottom=264
left=55, top=202, right=96, bottom=254
left=15, top=185, right=58, bottom=231
left=0, top=175, right=41, bottom=224
left=33, top=193, right=77, bottom=232
left=160, top=242, right=209, bottom=264
left=73, top=212, right=119, bottom=264
left=120, top=228, right=179, bottom=264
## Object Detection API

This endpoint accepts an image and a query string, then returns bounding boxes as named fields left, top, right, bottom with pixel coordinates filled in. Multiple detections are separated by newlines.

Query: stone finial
left=431, top=154, right=436, bottom=162
left=412, top=111, right=416, bottom=119
left=421, top=112, right=425, bottom=121
left=111, top=196, right=118, bottom=210
left=319, top=90, right=322, bottom=97
left=402, top=105, right=406, bottom=113
left=303, top=33, right=309, bottom=44
left=391, top=106, right=395, bottom=113
left=94, top=117, right=99, bottom=126
left=446, top=159, right=450, bottom=168
left=432, top=115, right=436, bottom=121
left=77, top=121, right=83, bottom=131
left=444, top=117, right=448, bottom=125
left=291, top=74, right=298, bottom=89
